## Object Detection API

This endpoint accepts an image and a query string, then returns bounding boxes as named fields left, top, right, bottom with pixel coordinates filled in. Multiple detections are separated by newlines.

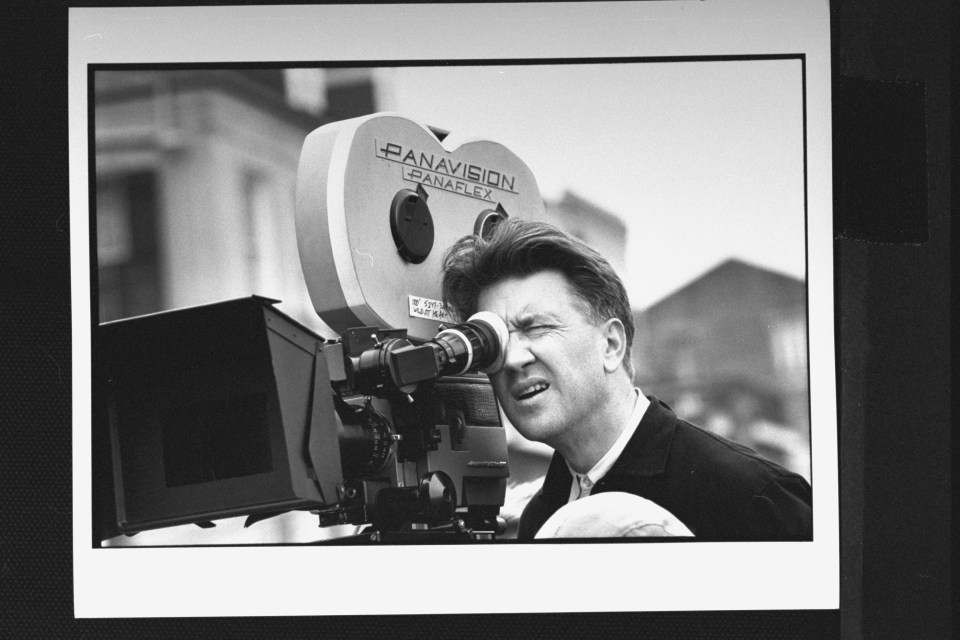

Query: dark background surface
left=1, top=0, right=951, bottom=638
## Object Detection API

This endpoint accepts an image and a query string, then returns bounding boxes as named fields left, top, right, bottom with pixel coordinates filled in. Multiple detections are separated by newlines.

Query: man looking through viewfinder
left=441, top=219, right=812, bottom=540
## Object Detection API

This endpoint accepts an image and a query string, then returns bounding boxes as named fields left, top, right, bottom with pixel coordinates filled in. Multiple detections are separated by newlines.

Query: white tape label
left=408, top=295, right=453, bottom=322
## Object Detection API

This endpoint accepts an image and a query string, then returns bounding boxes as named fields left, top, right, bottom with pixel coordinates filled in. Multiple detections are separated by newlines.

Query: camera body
left=95, top=114, right=545, bottom=543
left=296, top=112, right=545, bottom=341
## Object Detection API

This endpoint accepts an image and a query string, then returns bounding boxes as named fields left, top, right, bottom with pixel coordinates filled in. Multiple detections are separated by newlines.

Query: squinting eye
left=512, top=323, right=552, bottom=337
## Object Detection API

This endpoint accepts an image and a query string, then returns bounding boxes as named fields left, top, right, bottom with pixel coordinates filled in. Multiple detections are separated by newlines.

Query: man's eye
left=511, top=322, right=554, bottom=337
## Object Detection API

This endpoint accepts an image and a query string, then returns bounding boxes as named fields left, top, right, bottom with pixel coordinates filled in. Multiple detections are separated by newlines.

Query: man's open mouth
left=514, top=382, right=549, bottom=401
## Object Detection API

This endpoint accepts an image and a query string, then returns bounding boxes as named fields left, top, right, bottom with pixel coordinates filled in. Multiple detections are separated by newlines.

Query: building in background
left=631, top=258, right=810, bottom=479
left=94, top=68, right=379, bottom=335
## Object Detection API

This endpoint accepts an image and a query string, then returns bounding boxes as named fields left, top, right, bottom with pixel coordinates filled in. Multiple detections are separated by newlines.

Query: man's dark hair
left=441, top=219, right=635, bottom=377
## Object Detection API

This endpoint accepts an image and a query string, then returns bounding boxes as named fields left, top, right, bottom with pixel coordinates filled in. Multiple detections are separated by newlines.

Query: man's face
left=476, top=270, right=610, bottom=448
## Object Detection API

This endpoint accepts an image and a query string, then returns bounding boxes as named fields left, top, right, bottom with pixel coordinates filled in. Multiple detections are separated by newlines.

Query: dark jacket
left=518, top=396, right=813, bottom=541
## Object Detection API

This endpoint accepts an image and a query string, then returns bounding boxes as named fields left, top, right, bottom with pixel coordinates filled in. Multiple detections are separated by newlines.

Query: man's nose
left=503, top=334, right=534, bottom=371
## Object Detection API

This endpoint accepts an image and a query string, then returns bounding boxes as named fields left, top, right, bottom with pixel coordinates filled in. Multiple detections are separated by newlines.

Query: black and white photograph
left=70, top=2, right=840, bottom=617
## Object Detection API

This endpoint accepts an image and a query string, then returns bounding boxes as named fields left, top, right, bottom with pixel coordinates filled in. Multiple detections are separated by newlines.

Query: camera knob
left=474, top=203, right=509, bottom=239
left=418, top=470, right=457, bottom=524
left=390, top=183, right=434, bottom=264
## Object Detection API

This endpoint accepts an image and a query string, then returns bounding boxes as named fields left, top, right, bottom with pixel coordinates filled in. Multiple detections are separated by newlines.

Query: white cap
left=534, top=492, right=695, bottom=538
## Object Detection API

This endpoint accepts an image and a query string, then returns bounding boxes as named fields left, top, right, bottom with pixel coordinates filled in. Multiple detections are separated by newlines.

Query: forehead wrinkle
left=478, top=271, right=579, bottom=327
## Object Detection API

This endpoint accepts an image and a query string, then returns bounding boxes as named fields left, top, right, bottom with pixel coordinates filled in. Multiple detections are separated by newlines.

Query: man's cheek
left=489, top=375, right=510, bottom=403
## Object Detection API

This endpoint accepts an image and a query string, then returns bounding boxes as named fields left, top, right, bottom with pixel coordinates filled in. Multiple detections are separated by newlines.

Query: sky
left=377, top=59, right=807, bottom=310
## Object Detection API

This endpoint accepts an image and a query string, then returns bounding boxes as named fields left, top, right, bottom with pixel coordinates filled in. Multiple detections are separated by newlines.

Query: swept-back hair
left=440, top=219, right=634, bottom=376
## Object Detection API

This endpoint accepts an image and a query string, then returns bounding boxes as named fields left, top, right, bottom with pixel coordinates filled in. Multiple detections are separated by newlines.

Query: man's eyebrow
left=511, top=310, right=560, bottom=327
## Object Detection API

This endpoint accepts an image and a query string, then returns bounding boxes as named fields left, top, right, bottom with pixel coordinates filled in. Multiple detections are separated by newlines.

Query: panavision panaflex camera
left=93, top=114, right=546, bottom=544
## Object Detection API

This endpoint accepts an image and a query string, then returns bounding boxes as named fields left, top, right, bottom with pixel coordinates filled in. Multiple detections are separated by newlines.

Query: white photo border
left=70, top=1, right=838, bottom=617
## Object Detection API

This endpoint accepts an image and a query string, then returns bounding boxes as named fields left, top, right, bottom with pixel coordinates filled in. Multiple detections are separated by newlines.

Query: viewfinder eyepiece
left=436, top=311, right=508, bottom=375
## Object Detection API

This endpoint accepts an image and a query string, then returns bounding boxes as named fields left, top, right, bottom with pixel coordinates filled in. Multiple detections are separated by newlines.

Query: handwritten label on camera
left=408, top=295, right=453, bottom=323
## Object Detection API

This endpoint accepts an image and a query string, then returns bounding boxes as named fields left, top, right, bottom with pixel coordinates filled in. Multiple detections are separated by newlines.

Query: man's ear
left=601, top=318, right=627, bottom=374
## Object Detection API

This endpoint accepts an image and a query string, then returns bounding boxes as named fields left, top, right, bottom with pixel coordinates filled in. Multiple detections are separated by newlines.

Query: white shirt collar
left=567, top=388, right=650, bottom=501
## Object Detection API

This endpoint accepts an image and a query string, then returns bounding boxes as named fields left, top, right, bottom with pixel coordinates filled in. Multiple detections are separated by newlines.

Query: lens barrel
left=350, top=313, right=508, bottom=394
left=386, top=313, right=508, bottom=390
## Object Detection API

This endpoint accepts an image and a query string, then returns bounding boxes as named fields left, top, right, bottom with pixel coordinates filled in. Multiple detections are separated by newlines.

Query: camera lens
left=378, top=313, right=509, bottom=391
left=336, top=401, right=393, bottom=480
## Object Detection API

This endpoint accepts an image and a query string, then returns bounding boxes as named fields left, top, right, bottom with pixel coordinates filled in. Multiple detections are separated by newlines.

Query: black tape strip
left=834, top=75, right=928, bottom=244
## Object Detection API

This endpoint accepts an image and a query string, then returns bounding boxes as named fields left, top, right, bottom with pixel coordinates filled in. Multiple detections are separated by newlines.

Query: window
left=96, top=172, right=163, bottom=321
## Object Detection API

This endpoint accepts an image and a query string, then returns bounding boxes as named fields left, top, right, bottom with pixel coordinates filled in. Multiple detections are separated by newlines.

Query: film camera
left=94, top=113, right=546, bottom=544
